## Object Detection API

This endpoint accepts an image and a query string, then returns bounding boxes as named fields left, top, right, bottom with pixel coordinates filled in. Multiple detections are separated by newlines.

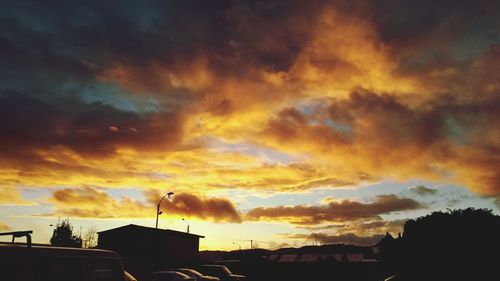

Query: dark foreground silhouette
left=3, top=208, right=497, bottom=281
left=379, top=208, right=500, bottom=280
left=196, top=208, right=500, bottom=281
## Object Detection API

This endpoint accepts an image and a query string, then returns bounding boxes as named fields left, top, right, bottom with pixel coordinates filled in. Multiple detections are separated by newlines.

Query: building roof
left=98, top=224, right=205, bottom=238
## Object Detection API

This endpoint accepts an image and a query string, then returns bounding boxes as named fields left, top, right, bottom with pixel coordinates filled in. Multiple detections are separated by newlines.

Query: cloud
left=0, top=0, right=499, bottom=214
left=410, top=185, right=438, bottom=196
left=0, top=187, right=31, bottom=205
left=0, top=223, right=12, bottom=231
left=48, top=186, right=150, bottom=218
left=262, top=90, right=500, bottom=196
left=144, top=190, right=242, bottom=223
left=299, top=219, right=406, bottom=237
left=48, top=186, right=241, bottom=222
left=246, top=195, right=422, bottom=225
left=281, top=232, right=385, bottom=246
left=0, top=92, right=185, bottom=159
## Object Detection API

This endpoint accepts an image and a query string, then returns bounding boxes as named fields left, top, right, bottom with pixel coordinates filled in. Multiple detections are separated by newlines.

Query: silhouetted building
left=97, top=224, right=204, bottom=275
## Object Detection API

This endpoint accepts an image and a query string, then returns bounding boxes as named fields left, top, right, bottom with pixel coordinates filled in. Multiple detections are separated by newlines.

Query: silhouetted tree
left=395, top=208, right=500, bottom=280
left=50, top=219, right=82, bottom=248
left=83, top=225, right=98, bottom=248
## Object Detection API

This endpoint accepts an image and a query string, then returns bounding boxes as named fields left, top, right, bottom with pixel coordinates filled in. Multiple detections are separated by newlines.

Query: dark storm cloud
left=0, top=0, right=323, bottom=86
left=0, top=92, right=184, bottom=159
left=1, top=0, right=498, bottom=96
left=370, top=0, right=499, bottom=44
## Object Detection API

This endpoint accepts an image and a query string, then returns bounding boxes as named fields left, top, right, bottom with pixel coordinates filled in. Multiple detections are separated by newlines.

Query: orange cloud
left=246, top=195, right=422, bottom=225
left=48, top=186, right=241, bottom=222
left=261, top=90, right=500, bottom=196
left=144, top=190, right=241, bottom=223
left=48, top=186, right=150, bottom=218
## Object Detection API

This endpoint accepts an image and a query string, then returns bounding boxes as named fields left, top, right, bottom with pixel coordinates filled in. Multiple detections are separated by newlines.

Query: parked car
left=195, top=265, right=246, bottom=281
left=0, top=230, right=127, bottom=281
left=141, top=271, right=196, bottom=281
left=171, top=268, right=219, bottom=281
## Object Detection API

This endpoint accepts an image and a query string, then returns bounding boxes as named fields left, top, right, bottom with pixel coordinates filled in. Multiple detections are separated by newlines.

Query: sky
left=1, top=0, right=499, bottom=250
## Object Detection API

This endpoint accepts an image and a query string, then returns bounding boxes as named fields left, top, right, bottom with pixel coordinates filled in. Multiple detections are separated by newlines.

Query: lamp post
left=156, top=192, right=174, bottom=229
left=233, top=242, right=241, bottom=251
left=182, top=218, right=190, bottom=233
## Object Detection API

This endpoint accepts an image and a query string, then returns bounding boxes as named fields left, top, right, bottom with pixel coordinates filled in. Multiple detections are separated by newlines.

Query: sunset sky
left=1, top=0, right=499, bottom=250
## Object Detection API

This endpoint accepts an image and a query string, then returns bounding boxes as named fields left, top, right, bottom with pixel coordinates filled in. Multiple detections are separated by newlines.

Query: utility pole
left=250, top=240, right=253, bottom=250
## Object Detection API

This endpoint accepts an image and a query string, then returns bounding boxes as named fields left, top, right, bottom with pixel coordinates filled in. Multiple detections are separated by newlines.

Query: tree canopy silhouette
left=50, top=219, right=82, bottom=248
left=395, top=208, right=500, bottom=280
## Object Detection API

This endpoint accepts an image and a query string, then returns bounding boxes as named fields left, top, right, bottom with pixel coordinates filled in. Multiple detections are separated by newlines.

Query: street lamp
left=233, top=242, right=241, bottom=251
left=182, top=218, right=190, bottom=233
left=156, top=192, right=174, bottom=229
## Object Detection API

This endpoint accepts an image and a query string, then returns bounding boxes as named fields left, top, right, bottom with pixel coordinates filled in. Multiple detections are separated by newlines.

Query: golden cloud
left=0, top=187, right=31, bottom=205
left=47, top=186, right=241, bottom=222
left=144, top=190, right=241, bottom=223
left=0, top=223, right=12, bottom=231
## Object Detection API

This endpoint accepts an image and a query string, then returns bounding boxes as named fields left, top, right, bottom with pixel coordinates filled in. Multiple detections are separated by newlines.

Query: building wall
left=98, top=227, right=200, bottom=274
